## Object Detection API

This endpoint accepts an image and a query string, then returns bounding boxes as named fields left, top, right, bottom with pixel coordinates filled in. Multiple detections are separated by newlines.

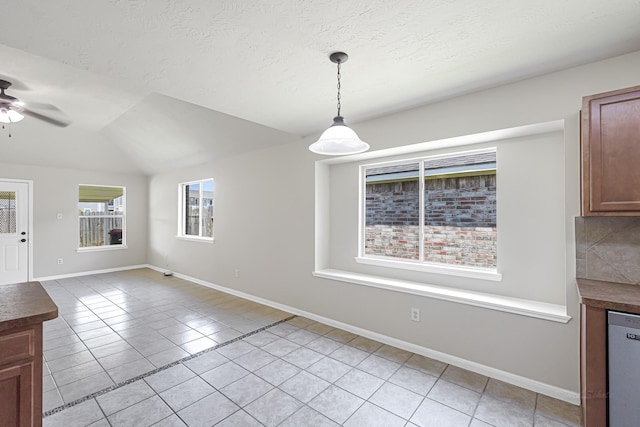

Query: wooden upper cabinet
left=582, top=85, right=640, bottom=216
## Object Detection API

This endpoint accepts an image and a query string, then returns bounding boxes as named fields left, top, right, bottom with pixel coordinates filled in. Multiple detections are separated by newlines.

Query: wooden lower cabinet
left=0, top=362, right=35, bottom=427
left=0, top=282, right=58, bottom=427
left=577, top=279, right=640, bottom=426
left=580, top=305, right=607, bottom=426
left=0, top=324, right=43, bottom=427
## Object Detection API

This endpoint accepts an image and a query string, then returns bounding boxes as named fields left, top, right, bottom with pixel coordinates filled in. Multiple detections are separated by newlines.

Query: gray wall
left=0, top=162, right=148, bottom=278
left=146, top=49, right=640, bottom=401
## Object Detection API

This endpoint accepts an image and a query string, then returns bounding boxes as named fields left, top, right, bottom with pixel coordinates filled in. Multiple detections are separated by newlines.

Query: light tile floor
left=40, top=269, right=582, bottom=426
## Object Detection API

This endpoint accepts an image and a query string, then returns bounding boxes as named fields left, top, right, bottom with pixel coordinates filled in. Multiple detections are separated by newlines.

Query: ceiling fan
left=0, top=79, right=70, bottom=131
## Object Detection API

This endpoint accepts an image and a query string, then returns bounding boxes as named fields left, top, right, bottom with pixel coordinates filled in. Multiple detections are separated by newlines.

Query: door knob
left=20, top=238, right=26, bottom=242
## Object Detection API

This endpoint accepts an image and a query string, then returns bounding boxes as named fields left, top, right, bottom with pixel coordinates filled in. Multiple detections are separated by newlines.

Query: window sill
left=176, top=236, right=215, bottom=244
left=355, top=256, right=502, bottom=281
left=77, top=245, right=128, bottom=252
left=312, top=268, right=571, bottom=323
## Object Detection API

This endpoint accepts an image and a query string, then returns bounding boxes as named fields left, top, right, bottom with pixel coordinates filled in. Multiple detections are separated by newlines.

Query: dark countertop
left=577, top=278, right=640, bottom=315
left=0, top=281, right=58, bottom=332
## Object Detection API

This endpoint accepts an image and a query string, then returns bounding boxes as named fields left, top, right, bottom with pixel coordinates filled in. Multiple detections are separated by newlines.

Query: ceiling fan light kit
left=309, top=52, right=370, bottom=156
left=0, top=80, right=24, bottom=137
left=0, top=79, right=70, bottom=135
left=0, top=108, right=24, bottom=124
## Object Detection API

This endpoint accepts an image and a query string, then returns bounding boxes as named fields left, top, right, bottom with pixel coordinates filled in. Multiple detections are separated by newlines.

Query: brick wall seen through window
left=363, top=150, right=496, bottom=268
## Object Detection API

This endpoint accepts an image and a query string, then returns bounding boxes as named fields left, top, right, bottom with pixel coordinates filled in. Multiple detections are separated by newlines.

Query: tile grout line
left=43, top=314, right=297, bottom=418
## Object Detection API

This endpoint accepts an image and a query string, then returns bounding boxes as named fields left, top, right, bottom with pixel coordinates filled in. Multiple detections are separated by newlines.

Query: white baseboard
left=34, top=264, right=149, bottom=282
left=147, top=265, right=581, bottom=405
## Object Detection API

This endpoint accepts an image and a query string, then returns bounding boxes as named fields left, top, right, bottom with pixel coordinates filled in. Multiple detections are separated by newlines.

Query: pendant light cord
left=336, top=61, right=342, bottom=117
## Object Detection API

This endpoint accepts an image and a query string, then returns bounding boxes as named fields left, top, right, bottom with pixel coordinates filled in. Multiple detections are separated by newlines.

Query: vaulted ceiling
left=1, top=1, right=639, bottom=175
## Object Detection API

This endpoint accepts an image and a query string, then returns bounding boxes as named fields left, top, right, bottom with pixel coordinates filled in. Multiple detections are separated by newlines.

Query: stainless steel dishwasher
left=608, top=311, right=640, bottom=426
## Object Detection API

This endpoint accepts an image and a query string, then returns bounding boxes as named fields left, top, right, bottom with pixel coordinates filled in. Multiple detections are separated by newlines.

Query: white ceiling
left=1, top=0, right=639, bottom=174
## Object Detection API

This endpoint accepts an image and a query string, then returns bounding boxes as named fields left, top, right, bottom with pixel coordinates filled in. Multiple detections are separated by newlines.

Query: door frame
left=0, top=178, right=33, bottom=282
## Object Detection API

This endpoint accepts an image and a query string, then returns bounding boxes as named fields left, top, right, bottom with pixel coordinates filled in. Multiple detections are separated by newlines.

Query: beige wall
left=0, top=162, right=148, bottom=278
left=146, top=50, right=640, bottom=401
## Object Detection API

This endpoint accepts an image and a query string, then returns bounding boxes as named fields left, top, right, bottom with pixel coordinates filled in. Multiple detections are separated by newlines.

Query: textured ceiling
left=1, top=0, right=639, bottom=174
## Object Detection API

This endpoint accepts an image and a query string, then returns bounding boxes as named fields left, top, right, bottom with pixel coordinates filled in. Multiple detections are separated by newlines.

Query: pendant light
left=309, top=52, right=369, bottom=156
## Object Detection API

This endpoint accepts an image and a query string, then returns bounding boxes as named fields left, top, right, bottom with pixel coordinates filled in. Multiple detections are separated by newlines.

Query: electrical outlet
left=411, top=308, right=420, bottom=322
left=234, top=269, right=240, bottom=278
left=57, top=258, right=63, bottom=265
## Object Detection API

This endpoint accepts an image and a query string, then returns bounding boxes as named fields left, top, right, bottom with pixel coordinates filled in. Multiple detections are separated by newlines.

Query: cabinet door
left=582, top=86, right=640, bottom=215
left=0, top=362, right=34, bottom=427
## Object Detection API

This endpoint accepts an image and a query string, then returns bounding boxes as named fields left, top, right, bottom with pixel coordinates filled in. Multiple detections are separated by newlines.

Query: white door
left=0, top=181, right=29, bottom=285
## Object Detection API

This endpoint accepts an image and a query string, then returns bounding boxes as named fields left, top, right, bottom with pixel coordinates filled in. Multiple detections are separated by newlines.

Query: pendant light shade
left=309, top=52, right=369, bottom=156
left=309, top=115, right=369, bottom=155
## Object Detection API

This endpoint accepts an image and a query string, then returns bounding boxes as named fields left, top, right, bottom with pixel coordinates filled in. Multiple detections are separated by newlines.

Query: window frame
left=177, top=178, right=214, bottom=242
left=77, top=184, right=126, bottom=251
left=357, top=147, right=500, bottom=281
left=313, top=120, right=570, bottom=322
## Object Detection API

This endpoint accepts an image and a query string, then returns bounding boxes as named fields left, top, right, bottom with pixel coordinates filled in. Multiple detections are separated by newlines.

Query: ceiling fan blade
left=21, top=108, right=71, bottom=127
left=20, top=101, right=61, bottom=111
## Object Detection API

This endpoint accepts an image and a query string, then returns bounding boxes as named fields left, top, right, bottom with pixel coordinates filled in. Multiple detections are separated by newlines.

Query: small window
left=178, top=179, right=214, bottom=240
left=362, top=148, right=496, bottom=270
left=78, top=185, right=126, bottom=249
left=0, top=191, right=17, bottom=234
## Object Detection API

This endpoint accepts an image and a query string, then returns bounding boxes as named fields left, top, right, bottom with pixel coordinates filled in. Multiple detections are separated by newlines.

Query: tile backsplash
left=576, top=216, right=640, bottom=284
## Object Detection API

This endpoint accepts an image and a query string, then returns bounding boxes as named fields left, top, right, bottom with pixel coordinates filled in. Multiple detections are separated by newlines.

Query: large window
left=178, top=179, right=214, bottom=240
left=78, top=185, right=125, bottom=249
left=361, top=148, right=496, bottom=270
left=319, top=125, right=568, bottom=315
